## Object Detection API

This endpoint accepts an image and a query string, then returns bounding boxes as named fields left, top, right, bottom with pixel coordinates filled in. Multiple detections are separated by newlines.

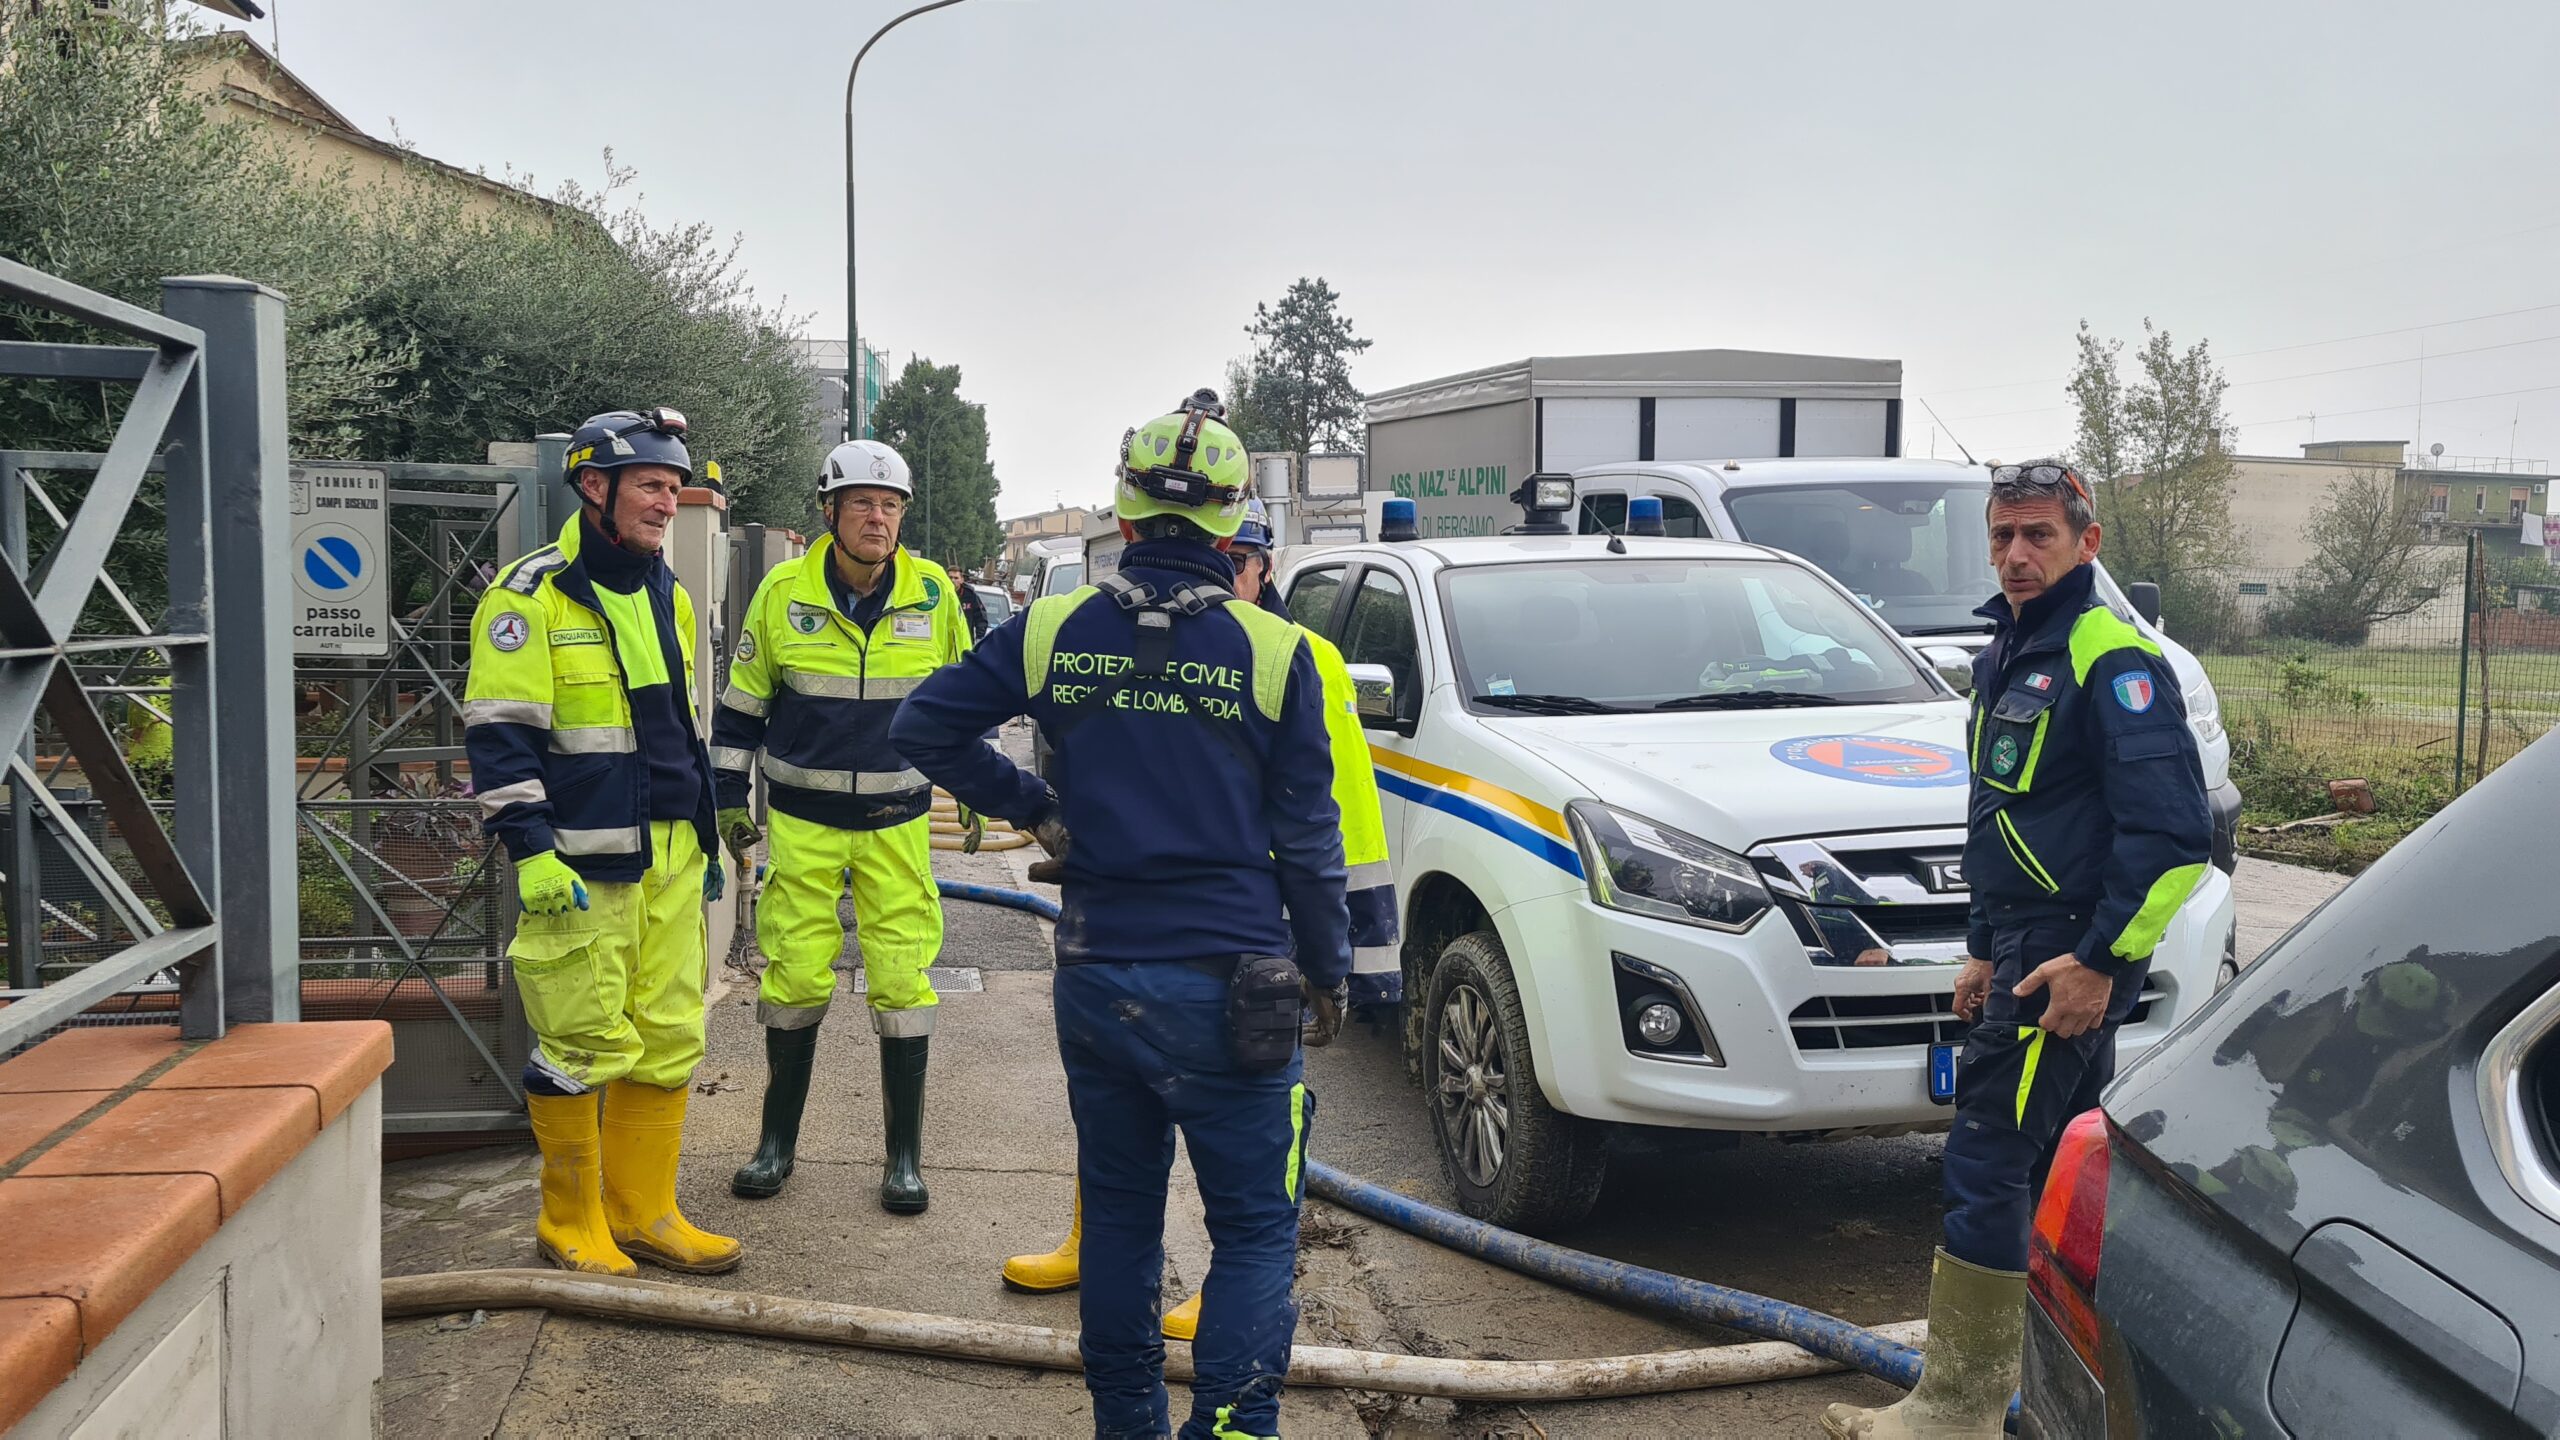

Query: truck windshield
left=1723, top=481, right=1995, bottom=635
left=1442, top=559, right=1940, bottom=711
left=1043, top=561, right=1084, bottom=597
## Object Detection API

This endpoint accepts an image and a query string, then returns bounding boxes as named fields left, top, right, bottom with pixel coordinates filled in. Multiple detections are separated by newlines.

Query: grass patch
left=2227, top=715, right=2451, bottom=874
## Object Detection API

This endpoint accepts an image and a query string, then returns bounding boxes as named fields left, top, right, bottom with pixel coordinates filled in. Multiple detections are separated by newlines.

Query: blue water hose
left=1302, top=1160, right=1923, bottom=1388
left=937, top=877, right=1061, bottom=922
left=933, top=879, right=1926, bottom=1392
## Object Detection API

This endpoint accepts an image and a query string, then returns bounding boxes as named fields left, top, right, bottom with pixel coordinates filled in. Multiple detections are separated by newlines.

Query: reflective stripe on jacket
left=887, top=542, right=1351, bottom=983
left=712, top=540, right=970, bottom=830
left=464, top=517, right=717, bottom=882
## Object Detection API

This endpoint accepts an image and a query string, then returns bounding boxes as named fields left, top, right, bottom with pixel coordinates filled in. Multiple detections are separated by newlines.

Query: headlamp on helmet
left=1116, top=408, right=1252, bottom=538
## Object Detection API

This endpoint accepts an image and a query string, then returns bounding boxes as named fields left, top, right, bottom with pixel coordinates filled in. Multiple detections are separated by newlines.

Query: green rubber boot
left=1820, top=1248, right=2025, bottom=1439
left=879, top=1034, right=931, bottom=1214
left=731, top=1024, right=819, bottom=1200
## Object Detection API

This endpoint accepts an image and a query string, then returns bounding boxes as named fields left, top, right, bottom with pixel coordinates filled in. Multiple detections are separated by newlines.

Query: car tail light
left=2028, top=1108, right=2112, bottom=1378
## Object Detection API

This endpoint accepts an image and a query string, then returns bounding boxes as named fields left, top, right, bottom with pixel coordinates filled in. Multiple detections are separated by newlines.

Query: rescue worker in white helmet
left=463, top=407, right=739, bottom=1276
left=892, top=405, right=1348, bottom=1438
left=997, top=484, right=1400, bottom=1349
left=713, top=439, right=971, bottom=1213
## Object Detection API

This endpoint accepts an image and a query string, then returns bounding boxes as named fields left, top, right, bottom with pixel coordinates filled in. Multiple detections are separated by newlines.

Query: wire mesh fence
left=2201, top=537, right=2560, bottom=824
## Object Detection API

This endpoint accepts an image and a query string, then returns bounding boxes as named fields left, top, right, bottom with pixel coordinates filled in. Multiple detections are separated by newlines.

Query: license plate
left=1928, top=1042, right=1959, bottom=1104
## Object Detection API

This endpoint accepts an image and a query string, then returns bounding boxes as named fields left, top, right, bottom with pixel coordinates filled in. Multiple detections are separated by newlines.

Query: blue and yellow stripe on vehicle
left=1368, top=747, right=1583, bottom=878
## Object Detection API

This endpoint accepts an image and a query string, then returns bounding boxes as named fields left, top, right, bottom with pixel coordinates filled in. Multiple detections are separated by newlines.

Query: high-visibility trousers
left=756, top=809, right=941, bottom=1036
left=507, top=819, right=709, bottom=1094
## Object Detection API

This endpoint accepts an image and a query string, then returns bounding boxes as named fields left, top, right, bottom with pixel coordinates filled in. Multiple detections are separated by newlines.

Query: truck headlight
left=2187, top=678, right=2225, bottom=747
left=1567, top=801, right=1771, bottom=933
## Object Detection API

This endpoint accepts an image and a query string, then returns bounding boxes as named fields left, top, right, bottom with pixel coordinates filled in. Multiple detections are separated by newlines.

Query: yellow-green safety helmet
left=1116, top=409, right=1251, bottom=538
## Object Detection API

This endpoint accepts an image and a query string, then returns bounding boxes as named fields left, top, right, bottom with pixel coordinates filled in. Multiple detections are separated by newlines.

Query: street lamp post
left=845, top=0, right=970, bottom=442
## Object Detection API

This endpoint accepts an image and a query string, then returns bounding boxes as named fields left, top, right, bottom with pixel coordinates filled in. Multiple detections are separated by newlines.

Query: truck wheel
left=1424, top=930, right=1606, bottom=1234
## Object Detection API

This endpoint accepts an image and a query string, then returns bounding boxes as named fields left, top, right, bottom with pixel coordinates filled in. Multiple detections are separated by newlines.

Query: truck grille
left=1749, top=828, right=1974, bottom=966
left=1789, top=985, right=2167, bottom=1052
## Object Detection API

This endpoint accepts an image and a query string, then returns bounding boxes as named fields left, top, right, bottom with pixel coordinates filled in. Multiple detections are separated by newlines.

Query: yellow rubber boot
left=1821, top=1248, right=2025, bottom=1439
left=601, top=1080, right=743, bottom=1275
left=1000, top=1184, right=1082, bottom=1293
left=526, top=1092, right=636, bottom=1277
left=1162, top=1291, right=1203, bottom=1342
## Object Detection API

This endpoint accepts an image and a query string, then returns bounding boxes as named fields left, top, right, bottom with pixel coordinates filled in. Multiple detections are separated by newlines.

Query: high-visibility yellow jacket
left=1299, top=629, right=1401, bottom=991
left=464, top=517, right=718, bottom=882
left=712, top=540, right=971, bottom=830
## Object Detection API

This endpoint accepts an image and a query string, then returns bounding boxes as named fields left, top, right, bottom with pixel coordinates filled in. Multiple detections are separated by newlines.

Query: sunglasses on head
left=1991, top=462, right=2090, bottom=504
left=606, top=406, right=687, bottom=441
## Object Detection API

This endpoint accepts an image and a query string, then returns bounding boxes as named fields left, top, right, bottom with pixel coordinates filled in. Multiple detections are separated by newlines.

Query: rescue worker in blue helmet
left=891, top=405, right=1349, bottom=1440
left=714, top=439, right=970, bottom=1212
left=463, top=408, right=739, bottom=1277
left=998, top=482, right=1400, bottom=1347
left=1822, top=461, right=2210, bottom=1439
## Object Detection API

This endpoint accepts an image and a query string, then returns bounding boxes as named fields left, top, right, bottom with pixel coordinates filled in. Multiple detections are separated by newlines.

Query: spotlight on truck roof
left=1506, top=473, right=1575, bottom=535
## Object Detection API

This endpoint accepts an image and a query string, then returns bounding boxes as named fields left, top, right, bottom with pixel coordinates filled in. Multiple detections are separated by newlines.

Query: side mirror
left=2128, top=581, right=2163, bottom=626
left=1346, top=663, right=1399, bottom=729
left=1919, top=645, right=1973, bottom=695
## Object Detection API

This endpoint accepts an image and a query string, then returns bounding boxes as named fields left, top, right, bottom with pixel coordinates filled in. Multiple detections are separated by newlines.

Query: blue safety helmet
left=1232, top=496, right=1274, bottom=552
left=565, top=408, right=693, bottom=540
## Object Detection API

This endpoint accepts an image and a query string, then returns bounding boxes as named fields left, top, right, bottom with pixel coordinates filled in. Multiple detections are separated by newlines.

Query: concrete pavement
left=379, top=754, right=2351, bottom=1436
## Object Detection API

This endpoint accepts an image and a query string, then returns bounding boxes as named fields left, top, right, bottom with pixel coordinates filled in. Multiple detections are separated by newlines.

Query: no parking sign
left=290, top=465, right=389, bottom=656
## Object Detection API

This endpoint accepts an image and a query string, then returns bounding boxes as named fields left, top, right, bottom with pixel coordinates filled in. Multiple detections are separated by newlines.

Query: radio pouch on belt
left=1227, top=953, right=1306, bottom=1072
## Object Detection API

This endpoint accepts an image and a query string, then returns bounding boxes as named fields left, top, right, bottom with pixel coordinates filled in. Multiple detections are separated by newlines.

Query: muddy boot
left=1001, top=1182, right=1083, bottom=1293
left=732, top=1025, right=819, bottom=1199
left=527, top=1092, right=636, bottom=1276
left=600, top=1080, right=742, bottom=1275
left=1821, top=1248, right=2024, bottom=1439
left=878, top=1034, right=930, bottom=1214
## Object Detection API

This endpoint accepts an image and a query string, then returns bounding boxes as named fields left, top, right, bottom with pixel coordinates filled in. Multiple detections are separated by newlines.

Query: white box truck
left=1364, top=348, right=1905, bottom=537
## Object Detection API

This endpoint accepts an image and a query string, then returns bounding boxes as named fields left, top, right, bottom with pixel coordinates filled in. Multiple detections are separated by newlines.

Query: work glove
left=1302, top=977, right=1350, bottom=1048
left=718, top=806, right=761, bottom=867
left=516, top=851, right=589, bottom=917
left=958, top=801, right=986, bottom=855
left=704, top=854, right=726, bottom=905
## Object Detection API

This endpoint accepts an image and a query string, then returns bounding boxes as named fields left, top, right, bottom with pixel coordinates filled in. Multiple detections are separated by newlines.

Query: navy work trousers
left=1056, top=961, right=1315, bottom=1440
left=1941, top=914, right=2144, bottom=1272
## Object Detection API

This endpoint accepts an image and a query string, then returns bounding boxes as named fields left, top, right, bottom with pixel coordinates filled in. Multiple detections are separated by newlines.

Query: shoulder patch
left=503, top=546, right=567, bottom=596
left=921, top=576, right=943, bottom=609
left=2111, top=671, right=2157, bottom=713
left=487, top=612, right=531, bottom=652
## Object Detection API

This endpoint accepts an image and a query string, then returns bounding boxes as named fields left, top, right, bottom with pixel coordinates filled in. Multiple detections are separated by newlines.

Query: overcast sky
left=216, top=0, right=2560, bottom=515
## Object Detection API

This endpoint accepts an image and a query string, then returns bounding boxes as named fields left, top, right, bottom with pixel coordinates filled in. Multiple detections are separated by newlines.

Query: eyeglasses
left=837, top=496, right=906, bottom=517
left=1990, top=462, right=2091, bottom=504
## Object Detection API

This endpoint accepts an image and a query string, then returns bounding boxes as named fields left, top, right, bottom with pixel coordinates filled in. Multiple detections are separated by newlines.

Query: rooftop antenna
left=1918, top=398, right=1977, bottom=465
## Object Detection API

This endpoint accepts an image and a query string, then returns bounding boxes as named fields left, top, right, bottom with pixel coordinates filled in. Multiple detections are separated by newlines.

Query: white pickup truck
left=1278, top=493, right=2235, bottom=1233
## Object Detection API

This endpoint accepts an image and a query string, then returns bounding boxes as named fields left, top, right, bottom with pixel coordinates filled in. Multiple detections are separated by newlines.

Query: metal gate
left=0, top=434, right=563, bottom=1129
left=0, top=262, right=296, bottom=1056
left=290, top=454, right=559, bottom=1133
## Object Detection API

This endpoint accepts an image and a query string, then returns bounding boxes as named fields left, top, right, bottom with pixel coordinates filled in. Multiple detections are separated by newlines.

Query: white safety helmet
left=819, top=439, right=913, bottom=499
